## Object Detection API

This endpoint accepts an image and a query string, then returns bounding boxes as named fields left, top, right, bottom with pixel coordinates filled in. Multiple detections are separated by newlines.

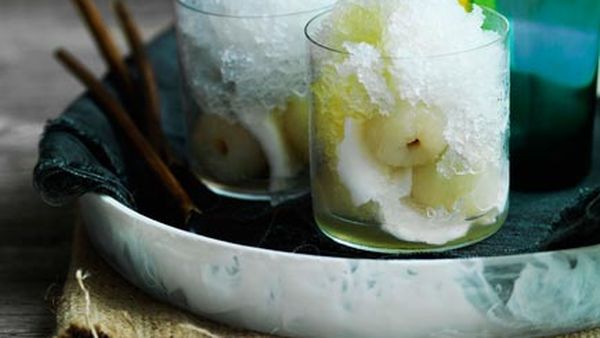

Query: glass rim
left=176, top=0, right=335, bottom=19
left=304, top=6, right=510, bottom=60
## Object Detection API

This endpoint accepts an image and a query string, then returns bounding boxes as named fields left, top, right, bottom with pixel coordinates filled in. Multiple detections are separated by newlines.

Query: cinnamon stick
left=70, top=0, right=138, bottom=121
left=55, top=48, right=200, bottom=227
left=112, top=0, right=176, bottom=165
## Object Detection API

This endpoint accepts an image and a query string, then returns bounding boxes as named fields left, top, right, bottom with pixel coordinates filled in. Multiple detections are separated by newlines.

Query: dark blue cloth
left=33, top=29, right=600, bottom=259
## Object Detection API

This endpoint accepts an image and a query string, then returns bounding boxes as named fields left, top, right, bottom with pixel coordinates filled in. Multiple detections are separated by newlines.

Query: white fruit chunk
left=411, top=161, right=507, bottom=218
left=380, top=201, right=471, bottom=245
left=239, top=112, right=303, bottom=182
left=363, top=104, right=447, bottom=168
left=192, top=114, right=268, bottom=183
left=337, top=118, right=412, bottom=207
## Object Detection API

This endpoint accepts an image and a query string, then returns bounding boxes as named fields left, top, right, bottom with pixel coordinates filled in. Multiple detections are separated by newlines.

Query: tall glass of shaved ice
left=175, top=0, right=334, bottom=202
left=306, top=0, right=510, bottom=253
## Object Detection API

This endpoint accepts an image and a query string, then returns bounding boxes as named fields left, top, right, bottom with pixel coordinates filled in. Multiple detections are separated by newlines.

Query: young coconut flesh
left=332, top=113, right=506, bottom=244
left=236, top=104, right=305, bottom=190
left=336, top=118, right=473, bottom=245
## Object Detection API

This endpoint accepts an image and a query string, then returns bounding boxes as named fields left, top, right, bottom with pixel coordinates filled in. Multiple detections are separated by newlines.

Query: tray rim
left=86, top=193, right=600, bottom=264
left=81, top=192, right=600, bottom=337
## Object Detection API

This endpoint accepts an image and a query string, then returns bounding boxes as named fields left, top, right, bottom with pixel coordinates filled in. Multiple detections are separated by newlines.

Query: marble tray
left=80, top=193, right=600, bottom=338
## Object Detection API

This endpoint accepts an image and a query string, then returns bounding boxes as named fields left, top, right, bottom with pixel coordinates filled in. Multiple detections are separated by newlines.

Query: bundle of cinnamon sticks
left=55, top=0, right=200, bottom=227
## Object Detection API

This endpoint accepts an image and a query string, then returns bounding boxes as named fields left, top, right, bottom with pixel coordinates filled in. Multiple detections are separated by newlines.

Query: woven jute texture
left=53, top=224, right=273, bottom=338
left=54, top=224, right=600, bottom=338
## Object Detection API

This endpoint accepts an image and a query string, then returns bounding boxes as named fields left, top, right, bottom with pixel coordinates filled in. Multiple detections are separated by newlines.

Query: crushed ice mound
left=177, top=0, right=334, bottom=180
left=181, top=0, right=331, bottom=17
left=316, top=0, right=508, bottom=174
left=336, top=43, right=395, bottom=115
left=178, top=0, right=334, bottom=121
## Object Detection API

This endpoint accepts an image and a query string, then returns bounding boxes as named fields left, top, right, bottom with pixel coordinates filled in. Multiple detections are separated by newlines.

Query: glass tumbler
left=486, top=0, right=600, bottom=190
left=175, top=0, right=333, bottom=201
left=306, top=6, right=510, bottom=253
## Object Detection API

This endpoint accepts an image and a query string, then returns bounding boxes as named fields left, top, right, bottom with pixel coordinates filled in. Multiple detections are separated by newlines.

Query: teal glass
left=488, top=0, right=600, bottom=190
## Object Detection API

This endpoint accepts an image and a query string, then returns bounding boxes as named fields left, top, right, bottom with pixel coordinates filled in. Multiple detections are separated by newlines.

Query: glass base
left=315, top=208, right=508, bottom=254
left=198, top=172, right=310, bottom=203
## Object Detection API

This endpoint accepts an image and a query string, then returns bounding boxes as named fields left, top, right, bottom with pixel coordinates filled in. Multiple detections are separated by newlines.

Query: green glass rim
left=176, top=0, right=335, bottom=19
left=304, top=6, right=510, bottom=60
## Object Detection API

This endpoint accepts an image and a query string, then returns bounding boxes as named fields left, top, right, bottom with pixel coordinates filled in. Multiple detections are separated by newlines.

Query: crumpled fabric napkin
left=33, top=28, right=600, bottom=260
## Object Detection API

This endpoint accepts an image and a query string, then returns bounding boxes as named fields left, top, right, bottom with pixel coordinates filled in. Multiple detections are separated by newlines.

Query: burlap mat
left=53, top=223, right=600, bottom=338
left=54, top=223, right=273, bottom=338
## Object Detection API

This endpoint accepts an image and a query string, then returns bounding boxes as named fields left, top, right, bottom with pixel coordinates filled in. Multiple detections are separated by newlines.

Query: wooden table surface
left=0, top=1, right=171, bottom=336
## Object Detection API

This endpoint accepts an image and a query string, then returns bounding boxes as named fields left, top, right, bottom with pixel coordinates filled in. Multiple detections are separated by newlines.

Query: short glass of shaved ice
left=306, top=0, right=510, bottom=253
left=175, top=0, right=334, bottom=201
